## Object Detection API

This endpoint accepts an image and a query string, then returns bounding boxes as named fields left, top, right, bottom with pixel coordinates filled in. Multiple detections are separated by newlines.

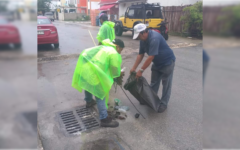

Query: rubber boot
left=100, top=116, right=119, bottom=128
left=86, top=100, right=96, bottom=108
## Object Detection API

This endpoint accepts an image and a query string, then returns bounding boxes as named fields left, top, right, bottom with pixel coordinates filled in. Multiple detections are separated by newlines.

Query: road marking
left=88, top=30, right=97, bottom=46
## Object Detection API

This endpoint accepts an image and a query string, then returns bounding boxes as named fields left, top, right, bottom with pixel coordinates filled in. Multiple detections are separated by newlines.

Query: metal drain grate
left=59, top=111, right=82, bottom=134
left=76, top=107, right=100, bottom=130
left=58, top=106, right=100, bottom=136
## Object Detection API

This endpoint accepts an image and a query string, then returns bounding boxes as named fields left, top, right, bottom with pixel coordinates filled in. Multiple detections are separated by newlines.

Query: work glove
left=115, top=72, right=125, bottom=86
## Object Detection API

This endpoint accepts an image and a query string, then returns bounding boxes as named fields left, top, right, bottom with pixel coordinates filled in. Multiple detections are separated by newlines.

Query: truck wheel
left=164, top=34, right=169, bottom=40
left=115, top=23, right=123, bottom=36
left=132, top=28, right=134, bottom=38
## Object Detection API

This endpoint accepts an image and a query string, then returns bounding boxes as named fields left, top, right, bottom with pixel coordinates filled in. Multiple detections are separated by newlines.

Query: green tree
left=69, top=4, right=75, bottom=7
left=38, top=0, right=51, bottom=15
left=180, top=1, right=203, bottom=36
left=0, top=1, right=8, bottom=12
left=218, top=4, right=240, bottom=37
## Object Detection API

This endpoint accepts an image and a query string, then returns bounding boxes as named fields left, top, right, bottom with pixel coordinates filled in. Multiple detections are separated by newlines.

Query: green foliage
left=38, top=0, right=51, bottom=14
left=217, top=4, right=240, bottom=36
left=65, top=15, right=90, bottom=22
left=180, top=1, right=203, bottom=36
left=0, top=1, right=8, bottom=12
left=69, top=4, right=75, bottom=8
left=84, top=15, right=90, bottom=21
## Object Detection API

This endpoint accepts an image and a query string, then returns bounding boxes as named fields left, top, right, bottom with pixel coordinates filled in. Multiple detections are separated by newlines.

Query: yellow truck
left=115, top=3, right=168, bottom=40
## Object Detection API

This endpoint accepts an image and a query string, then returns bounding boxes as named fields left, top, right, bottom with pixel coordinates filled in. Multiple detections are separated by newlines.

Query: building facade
left=99, top=0, right=118, bottom=21
left=76, top=0, right=88, bottom=14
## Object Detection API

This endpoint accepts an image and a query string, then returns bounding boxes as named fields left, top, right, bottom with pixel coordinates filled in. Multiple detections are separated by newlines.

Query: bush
left=180, top=1, right=203, bottom=37
left=84, top=15, right=90, bottom=21
left=218, top=4, right=240, bottom=37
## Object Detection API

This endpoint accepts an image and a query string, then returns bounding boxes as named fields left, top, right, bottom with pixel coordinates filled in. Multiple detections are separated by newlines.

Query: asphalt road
left=203, top=45, right=240, bottom=149
left=37, top=21, right=203, bottom=150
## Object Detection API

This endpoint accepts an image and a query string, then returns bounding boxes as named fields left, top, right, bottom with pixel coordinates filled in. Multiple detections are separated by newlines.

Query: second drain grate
left=76, top=107, right=100, bottom=130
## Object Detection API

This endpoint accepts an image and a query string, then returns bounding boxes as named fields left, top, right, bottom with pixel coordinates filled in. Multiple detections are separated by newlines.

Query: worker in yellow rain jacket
left=72, top=39, right=124, bottom=128
left=97, top=13, right=115, bottom=45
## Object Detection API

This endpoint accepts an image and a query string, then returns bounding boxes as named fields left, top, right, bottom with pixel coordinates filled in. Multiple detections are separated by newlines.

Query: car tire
left=132, top=28, right=134, bottom=38
left=115, top=23, right=123, bottom=36
left=14, top=43, right=22, bottom=49
left=54, top=43, right=59, bottom=48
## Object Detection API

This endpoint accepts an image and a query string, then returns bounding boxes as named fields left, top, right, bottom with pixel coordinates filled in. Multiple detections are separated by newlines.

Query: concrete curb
left=38, top=124, right=44, bottom=150
left=56, top=20, right=91, bottom=24
left=38, top=53, right=79, bottom=62
left=38, top=43, right=202, bottom=62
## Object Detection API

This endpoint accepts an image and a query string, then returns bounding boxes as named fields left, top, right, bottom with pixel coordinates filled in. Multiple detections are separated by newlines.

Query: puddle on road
left=22, top=111, right=37, bottom=132
left=81, top=138, right=123, bottom=150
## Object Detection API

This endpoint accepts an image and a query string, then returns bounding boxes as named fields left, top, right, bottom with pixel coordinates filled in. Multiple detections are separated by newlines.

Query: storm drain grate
left=76, top=107, right=100, bottom=130
left=59, top=111, right=83, bottom=134
left=58, top=106, right=100, bottom=136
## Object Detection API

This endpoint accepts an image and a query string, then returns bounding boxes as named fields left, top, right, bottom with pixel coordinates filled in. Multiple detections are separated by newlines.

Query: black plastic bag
left=124, top=72, right=161, bottom=112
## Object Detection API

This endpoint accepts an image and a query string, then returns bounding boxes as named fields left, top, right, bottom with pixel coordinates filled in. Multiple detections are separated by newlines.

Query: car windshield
left=0, top=18, right=8, bottom=24
left=38, top=18, right=51, bottom=24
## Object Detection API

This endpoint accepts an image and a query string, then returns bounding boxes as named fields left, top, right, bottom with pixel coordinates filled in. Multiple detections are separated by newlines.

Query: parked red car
left=37, top=16, right=59, bottom=48
left=0, top=16, right=21, bottom=48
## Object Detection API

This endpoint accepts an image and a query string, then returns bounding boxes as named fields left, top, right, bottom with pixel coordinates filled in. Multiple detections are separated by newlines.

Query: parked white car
left=44, top=12, right=54, bottom=21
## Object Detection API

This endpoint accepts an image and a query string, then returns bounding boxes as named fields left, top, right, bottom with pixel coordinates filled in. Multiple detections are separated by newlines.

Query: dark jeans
left=150, top=61, right=175, bottom=106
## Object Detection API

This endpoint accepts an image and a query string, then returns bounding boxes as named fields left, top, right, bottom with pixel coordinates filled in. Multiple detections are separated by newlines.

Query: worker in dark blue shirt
left=131, top=24, right=176, bottom=113
left=203, top=49, right=210, bottom=85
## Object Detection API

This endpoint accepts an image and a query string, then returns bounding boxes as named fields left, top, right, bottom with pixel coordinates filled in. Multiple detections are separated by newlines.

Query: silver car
left=44, top=12, right=54, bottom=21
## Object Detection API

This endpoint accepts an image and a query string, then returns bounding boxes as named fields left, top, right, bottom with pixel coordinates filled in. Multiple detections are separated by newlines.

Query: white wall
left=119, top=0, right=146, bottom=17
left=58, top=12, right=64, bottom=21
left=147, top=0, right=200, bottom=6
left=91, top=2, right=100, bottom=10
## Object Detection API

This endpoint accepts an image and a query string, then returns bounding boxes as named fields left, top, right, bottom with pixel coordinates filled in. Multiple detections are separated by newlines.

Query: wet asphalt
left=37, top=22, right=203, bottom=149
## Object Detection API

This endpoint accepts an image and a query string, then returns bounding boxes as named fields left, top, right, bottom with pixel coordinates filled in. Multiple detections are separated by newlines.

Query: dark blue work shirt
left=203, top=49, right=210, bottom=62
left=139, top=30, right=176, bottom=69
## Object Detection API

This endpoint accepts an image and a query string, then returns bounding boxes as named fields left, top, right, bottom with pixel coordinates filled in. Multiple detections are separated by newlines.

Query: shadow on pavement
left=0, top=44, right=22, bottom=52
left=38, top=44, right=59, bottom=51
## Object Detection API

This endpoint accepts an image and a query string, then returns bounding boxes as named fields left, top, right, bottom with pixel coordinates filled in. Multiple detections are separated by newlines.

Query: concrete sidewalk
left=38, top=45, right=202, bottom=150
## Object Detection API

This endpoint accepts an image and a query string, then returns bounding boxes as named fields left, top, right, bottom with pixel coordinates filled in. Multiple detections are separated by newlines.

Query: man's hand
left=130, top=54, right=144, bottom=74
left=116, top=72, right=125, bottom=86
left=136, top=70, right=142, bottom=80
left=130, top=68, right=136, bottom=74
left=121, top=71, right=125, bottom=77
